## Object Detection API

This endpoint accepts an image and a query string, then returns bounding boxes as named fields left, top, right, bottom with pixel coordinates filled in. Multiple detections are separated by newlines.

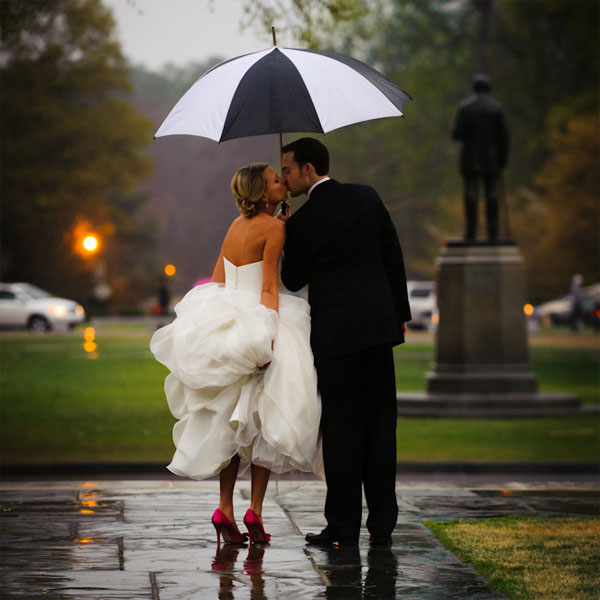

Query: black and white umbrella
left=154, top=46, right=411, bottom=142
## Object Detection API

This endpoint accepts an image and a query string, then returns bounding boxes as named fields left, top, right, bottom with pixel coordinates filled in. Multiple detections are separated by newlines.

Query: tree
left=240, top=0, right=369, bottom=48
left=517, top=110, right=599, bottom=301
left=0, top=0, right=154, bottom=309
left=489, top=1, right=599, bottom=301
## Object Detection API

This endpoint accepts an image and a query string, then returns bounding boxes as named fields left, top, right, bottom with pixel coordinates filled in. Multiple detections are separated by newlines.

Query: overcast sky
left=102, top=0, right=275, bottom=70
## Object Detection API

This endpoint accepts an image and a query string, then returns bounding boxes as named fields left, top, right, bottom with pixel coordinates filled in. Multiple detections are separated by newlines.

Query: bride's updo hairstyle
left=231, top=163, right=269, bottom=218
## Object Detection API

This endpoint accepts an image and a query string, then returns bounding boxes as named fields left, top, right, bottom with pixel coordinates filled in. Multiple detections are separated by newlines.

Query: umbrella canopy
left=155, top=47, right=411, bottom=142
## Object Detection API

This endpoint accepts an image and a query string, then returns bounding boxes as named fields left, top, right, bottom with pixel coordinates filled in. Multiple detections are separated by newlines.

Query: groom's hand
left=276, top=205, right=290, bottom=223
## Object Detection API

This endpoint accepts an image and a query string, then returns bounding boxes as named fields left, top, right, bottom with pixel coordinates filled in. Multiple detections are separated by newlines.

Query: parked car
left=406, top=280, right=437, bottom=331
left=0, top=283, right=85, bottom=332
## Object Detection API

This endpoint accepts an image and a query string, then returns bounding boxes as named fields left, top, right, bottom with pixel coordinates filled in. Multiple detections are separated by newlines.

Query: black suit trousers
left=315, top=344, right=398, bottom=541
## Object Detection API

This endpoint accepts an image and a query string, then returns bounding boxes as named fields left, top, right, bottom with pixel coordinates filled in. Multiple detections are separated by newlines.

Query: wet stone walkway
left=1, top=478, right=598, bottom=598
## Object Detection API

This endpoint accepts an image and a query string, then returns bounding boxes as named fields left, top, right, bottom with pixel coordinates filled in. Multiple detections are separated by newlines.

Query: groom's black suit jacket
left=281, top=179, right=411, bottom=360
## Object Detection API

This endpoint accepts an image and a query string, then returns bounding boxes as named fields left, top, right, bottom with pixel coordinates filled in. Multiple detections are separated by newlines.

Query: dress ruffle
left=150, top=282, right=322, bottom=479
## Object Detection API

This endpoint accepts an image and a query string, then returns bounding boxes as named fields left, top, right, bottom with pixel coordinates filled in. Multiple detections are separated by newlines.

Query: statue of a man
left=452, top=74, right=509, bottom=243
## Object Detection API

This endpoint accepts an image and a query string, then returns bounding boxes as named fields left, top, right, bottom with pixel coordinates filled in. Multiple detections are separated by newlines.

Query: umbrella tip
left=272, top=26, right=277, bottom=46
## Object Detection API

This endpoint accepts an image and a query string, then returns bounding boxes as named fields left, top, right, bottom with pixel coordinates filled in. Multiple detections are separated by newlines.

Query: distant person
left=569, top=273, right=584, bottom=332
left=151, top=163, right=321, bottom=546
left=452, top=74, right=510, bottom=243
left=279, top=137, right=411, bottom=547
left=156, top=276, right=171, bottom=316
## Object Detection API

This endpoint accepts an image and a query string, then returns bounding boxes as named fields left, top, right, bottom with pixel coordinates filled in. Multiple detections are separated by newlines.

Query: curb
left=395, top=461, right=600, bottom=474
left=1, top=462, right=598, bottom=478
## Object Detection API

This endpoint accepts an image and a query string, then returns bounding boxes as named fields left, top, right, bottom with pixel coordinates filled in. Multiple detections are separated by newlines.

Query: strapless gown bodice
left=150, top=260, right=322, bottom=480
left=224, top=257, right=263, bottom=293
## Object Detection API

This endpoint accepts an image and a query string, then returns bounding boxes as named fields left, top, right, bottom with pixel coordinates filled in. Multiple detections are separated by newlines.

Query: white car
left=0, top=283, right=85, bottom=332
left=407, top=280, right=437, bottom=331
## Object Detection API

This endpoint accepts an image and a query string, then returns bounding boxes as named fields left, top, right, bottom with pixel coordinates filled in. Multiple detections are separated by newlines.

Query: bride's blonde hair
left=230, top=163, right=269, bottom=218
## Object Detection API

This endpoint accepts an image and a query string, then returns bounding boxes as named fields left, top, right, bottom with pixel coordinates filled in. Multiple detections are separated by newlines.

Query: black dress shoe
left=305, top=529, right=359, bottom=546
left=305, top=529, right=335, bottom=545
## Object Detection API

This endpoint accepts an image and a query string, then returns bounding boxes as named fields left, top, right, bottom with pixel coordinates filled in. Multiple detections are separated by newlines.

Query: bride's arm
left=210, top=247, right=225, bottom=283
left=261, top=220, right=285, bottom=312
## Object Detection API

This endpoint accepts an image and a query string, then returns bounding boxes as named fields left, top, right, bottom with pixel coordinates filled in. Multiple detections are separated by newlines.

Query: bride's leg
left=244, top=464, right=272, bottom=543
left=249, top=463, right=271, bottom=518
left=219, top=454, right=241, bottom=529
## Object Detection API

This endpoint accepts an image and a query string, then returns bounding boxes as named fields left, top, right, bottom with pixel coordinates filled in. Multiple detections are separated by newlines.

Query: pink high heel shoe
left=212, top=509, right=248, bottom=545
left=243, top=509, right=271, bottom=545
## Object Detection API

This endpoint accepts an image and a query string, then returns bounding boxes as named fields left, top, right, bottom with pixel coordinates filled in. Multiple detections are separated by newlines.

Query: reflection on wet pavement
left=0, top=480, right=598, bottom=598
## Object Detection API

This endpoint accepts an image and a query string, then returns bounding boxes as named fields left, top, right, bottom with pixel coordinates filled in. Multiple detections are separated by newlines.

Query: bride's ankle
left=248, top=507, right=263, bottom=521
left=218, top=505, right=236, bottom=521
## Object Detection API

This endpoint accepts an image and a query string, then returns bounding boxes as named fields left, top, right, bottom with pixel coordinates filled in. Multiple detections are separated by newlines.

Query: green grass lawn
left=0, top=327, right=598, bottom=464
left=427, top=516, right=600, bottom=600
left=393, top=336, right=600, bottom=404
left=0, top=331, right=171, bottom=464
left=393, top=335, right=600, bottom=462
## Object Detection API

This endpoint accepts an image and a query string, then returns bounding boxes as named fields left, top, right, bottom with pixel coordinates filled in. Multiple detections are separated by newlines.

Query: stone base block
left=427, top=366, right=537, bottom=394
left=396, top=392, right=590, bottom=418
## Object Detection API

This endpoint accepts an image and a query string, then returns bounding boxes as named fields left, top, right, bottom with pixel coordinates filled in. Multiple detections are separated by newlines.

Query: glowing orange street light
left=523, top=303, right=534, bottom=316
left=83, top=235, right=99, bottom=253
left=164, top=264, right=176, bottom=277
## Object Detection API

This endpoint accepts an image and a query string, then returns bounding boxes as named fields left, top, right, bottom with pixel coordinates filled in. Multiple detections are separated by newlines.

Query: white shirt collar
left=307, top=176, right=330, bottom=199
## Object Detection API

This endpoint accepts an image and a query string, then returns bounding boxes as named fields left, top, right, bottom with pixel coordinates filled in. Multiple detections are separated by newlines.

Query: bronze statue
left=452, top=74, right=509, bottom=243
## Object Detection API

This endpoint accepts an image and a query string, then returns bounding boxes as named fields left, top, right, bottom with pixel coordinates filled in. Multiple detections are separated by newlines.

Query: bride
left=150, top=163, right=321, bottom=546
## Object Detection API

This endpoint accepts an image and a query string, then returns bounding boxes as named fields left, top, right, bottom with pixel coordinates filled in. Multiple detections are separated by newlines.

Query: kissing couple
left=151, top=136, right=411, bottom=547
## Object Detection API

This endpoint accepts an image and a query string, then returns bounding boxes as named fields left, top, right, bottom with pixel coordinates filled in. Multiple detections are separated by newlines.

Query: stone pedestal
left=397, top=240, right=584, bottom=417
left=429, top=241, right=536, bottom=394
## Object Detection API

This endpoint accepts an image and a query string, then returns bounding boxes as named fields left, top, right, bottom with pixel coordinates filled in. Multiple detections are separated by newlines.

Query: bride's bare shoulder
left=223, top=216, right=245, bottom=234
left=257, top=214, right=285, bottom=233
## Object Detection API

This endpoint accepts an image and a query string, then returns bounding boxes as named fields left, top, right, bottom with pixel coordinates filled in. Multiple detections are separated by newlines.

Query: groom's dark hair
left=282, top=137, right=329, bottom=176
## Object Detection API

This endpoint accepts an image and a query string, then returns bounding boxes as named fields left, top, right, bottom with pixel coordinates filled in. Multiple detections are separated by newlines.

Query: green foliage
left=241, top=0, right=369, bottom=48
left=488, top=2, right=599, bottom=302
left=517, top=111, right=599, bottom=301
left=0, top=0, right=155, bottom=310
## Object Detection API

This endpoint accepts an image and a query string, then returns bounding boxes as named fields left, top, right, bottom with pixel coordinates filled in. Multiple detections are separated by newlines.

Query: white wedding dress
left=150, top=258, right=321, bottom=480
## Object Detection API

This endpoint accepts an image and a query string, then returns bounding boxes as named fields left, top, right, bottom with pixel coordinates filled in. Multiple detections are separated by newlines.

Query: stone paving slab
left=1, top=479, right=598, bottom=598
left=1, top=571, right=154, bottom=599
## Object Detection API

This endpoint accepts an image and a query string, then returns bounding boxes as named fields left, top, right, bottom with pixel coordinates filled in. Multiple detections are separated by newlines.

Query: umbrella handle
left=279, top=130, right=287, bottom=216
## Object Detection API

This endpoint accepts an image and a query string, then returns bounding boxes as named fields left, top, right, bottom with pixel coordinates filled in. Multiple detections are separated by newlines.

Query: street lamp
left=83, top=235, right=99, bottom=253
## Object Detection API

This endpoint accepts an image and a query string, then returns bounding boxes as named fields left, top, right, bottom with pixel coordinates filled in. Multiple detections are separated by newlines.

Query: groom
left=280, top=137, right=411, bottom=546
